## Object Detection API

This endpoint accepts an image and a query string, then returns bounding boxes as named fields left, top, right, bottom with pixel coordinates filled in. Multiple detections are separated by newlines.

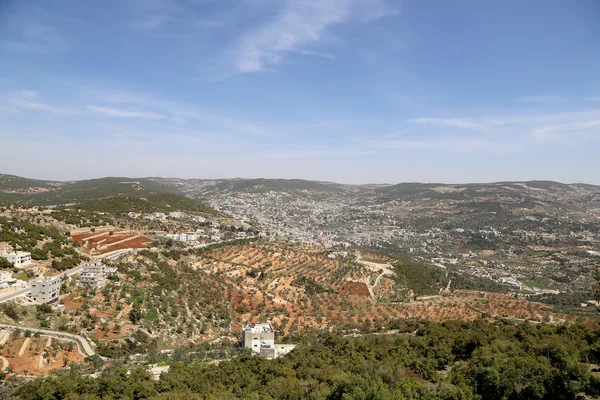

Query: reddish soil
left=0, top=336, right=84, bottom=376
left=104, top=236, right=151, bottom=253
left=338, top=281, right=370, bottom=297
left=62, top=294, right=84, bottom=311
left=72, top=230, right=151, bottom=254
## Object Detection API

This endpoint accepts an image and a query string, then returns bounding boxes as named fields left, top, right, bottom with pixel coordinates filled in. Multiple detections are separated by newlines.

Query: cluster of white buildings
left=77, top=261, right=117, bottom=290
left=164, top=232, right=199, bottom=242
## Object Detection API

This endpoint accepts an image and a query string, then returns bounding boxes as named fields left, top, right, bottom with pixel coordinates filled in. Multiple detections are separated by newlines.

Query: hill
left=0, top=175, right=220, bottom=217
left=68, top=192, right=217, bottom=215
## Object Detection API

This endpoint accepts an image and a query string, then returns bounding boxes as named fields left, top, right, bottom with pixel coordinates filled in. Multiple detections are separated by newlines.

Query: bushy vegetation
left=70, top=192, right=217, bottom=216
left=531, top=291, right=591, bottom=308
left=112, top=251, right=231, bottom=339
left=51, top=210, right=114, bottom=228
left=15, top=319, right=600, bottom=399
left=0, top=216, right=68, bottom=254
left=293, top=276, right=333, bottom=295
left=447, top=271, right=511, bottom=293
left=393, top=258, right=445, bottom=296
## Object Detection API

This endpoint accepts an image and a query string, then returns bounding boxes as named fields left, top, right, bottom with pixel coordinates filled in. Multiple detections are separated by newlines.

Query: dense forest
left=14, top=319, right=600, bottom=400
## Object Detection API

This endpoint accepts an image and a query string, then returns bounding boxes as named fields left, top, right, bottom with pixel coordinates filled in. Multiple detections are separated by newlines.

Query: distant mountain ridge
left=1, top=173, right=598, bottom=206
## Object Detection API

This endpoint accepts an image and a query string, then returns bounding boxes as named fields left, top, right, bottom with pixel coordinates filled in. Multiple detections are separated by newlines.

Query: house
left=146, top=364, right=171, bottom=380
left=29, top=276, right=61, bottom=304
left=241, top=322, right=296, bottom=359
left=242, top=323, right=275, bottom=354
left=78, top=272, right=106, bottom=289
left=1, top=251, right=32, bottom=267
left=77, top=261, right=117, bottom=289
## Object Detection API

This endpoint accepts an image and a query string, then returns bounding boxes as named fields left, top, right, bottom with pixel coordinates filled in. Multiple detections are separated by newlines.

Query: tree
left=593, top=269, right=600, bottom=302
left=129, top=308, right=142, bottom=324
left=0, top=257, right=13, bottom=269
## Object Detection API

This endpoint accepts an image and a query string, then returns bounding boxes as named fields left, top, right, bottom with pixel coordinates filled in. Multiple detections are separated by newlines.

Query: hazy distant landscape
left=0, top=173, right=599, bottom=398
left=2, top=0, right=600, bottom=398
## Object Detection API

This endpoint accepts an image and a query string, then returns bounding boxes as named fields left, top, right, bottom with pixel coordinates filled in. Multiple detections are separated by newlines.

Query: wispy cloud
left=529, top=119, right=600, bottom=143
left=261, top=148, right=376, bottom=159
left=82, top=88, right=273, bottom=135
left=87, top=105, right=164, bottom=119
left=519, top=95, right=564, bottom=102
left=407, top=117, right=481, bottom=129
left=7, top=90, right=67, bottom=114
left=231, top=0, right=398, bottom=73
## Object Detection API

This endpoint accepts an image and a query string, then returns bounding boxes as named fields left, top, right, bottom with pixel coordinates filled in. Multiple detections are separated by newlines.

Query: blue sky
left=0, top=0, right=599, bottom=184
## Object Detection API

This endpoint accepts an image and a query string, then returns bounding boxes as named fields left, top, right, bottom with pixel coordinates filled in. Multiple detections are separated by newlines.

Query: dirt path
left=0, top=356, right=8, bottom=371
left=39, top=337, right=52, bottom=369
left=355, top=256, right=395, bottom=300
left=0, top=331, right=10, bottom=346
left=18, top=337, right=30, bottom=357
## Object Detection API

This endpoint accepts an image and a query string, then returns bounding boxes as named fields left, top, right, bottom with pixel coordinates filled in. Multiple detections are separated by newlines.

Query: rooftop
left=242, top=323, right=273, bottom=333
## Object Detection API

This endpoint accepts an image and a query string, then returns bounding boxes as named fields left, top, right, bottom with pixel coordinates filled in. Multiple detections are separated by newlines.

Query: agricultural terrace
left=72, top=230, right=151, bottom=255
left=194, top=243, right=576, bottom=337
left=0, top=330, right=83, bottom=376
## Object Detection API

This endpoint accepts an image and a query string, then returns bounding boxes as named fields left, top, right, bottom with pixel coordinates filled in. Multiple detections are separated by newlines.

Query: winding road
left=0, top=324, right=95, bottom=357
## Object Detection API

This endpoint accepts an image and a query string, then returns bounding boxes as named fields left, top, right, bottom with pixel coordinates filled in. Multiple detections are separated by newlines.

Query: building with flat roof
left=77, top=261, right=117, bottom=289
left=241, top=322, right=296, bottom=359
left=1, top=251, right=31, bottom=267
left=29, top=276, right=61, bottom=304
left=77, top=272, right=106, bottom=289
left=242, top=323, right=275, bottom=354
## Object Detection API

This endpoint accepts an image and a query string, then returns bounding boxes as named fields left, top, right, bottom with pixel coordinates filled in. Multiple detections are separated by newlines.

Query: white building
left=0, top=271, right=16, bottom=286
left=77, top=261, right=117, bottom=289
left=241, top=323, right=296, bottom=359
left=29, top=276, right=61, bottom=304
left=1, top=251, right=31, bottom=267
left=165, top=232, right=198, bottom=243
left=242, top=323, right=275, bottom=354
left=78, top=272, right=106, bottom=289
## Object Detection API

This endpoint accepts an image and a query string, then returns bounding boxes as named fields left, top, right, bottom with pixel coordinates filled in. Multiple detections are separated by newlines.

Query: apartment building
left=29, top=276, right=61, bottom=304
left=77, top=261, right=117, bottom=289
left=1, top=251, right=32, bottom=267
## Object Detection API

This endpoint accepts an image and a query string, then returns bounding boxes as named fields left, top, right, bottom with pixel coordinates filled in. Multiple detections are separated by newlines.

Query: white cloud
left=519, top=95, right=564, bottom=102
left=82, top=88, right=273, bottom=135
left=7, top=90, right=67, bottom=114
left=87, top=105, right=164, bottom=119
left=231, top=0, right=398, bottom=72
left=407, top=117, right=481, bottom=129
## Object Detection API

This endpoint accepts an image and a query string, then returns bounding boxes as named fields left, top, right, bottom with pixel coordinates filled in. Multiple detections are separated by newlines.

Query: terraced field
left=194, top=243, right=576, bottom=337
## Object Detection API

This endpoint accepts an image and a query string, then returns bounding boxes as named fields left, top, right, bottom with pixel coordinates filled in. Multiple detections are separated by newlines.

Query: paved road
left=0, top=324, right=96, bottom=357
left=0, top=288, right=31, bottom=303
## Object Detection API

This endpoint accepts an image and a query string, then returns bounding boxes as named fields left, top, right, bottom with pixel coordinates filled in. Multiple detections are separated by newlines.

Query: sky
left=0, top=0, right=599, bottom=185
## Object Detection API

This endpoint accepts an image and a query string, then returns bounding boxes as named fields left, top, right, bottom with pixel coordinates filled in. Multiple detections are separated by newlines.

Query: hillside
left=0, top=175, right=220, bottom=218
left=68, top=192, right=217, bottom=215
left=16, top=319, right=600, bottom=400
